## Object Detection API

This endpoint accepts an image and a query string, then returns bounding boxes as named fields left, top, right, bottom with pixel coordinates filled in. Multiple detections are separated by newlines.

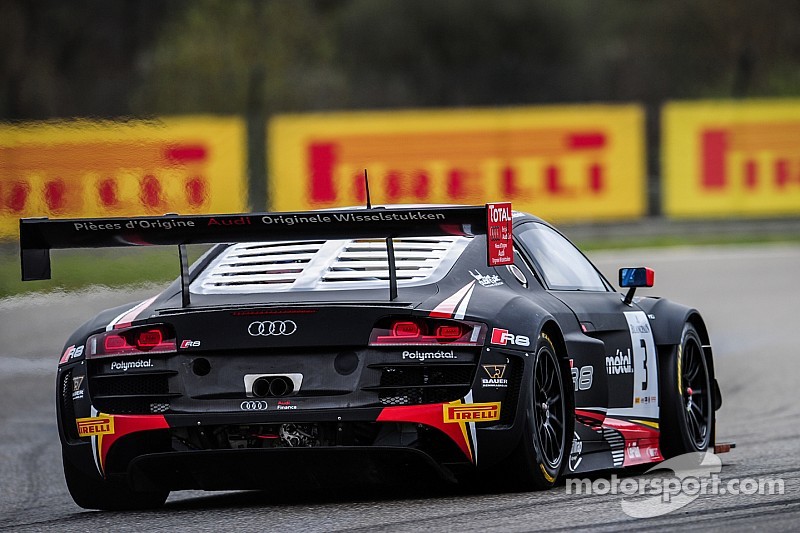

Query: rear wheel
left=505, top=332, right=573, bottom=490
left=659, top=323, right=713, bottom=457
left=63, top=452, right=169, bottom=511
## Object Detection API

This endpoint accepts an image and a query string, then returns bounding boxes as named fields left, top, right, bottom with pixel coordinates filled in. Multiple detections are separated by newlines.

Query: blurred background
left=2, top=0, right=800, bottom=293
left=4, top=0, right=800, bottom=117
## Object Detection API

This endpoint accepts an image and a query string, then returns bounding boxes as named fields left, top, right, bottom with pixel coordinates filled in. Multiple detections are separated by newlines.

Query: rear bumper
left=126, top=446, right=457, bottom=491
left=57, top=344, right=530, bottom=488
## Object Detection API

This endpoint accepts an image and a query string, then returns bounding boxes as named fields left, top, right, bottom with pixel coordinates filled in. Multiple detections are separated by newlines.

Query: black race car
left=20, top=204, right=723, bottom=510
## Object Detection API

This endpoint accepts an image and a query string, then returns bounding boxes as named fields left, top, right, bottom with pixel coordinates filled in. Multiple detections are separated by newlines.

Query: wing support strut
left=386, top=236, right=397, bottom=301
left=179, top=244, right=190, bottom=307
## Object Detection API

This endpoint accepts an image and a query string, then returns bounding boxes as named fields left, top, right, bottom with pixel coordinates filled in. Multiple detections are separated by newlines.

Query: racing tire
left=659, top=323, right=714, bottom=458
left=63, top=452, right=169, bottom=511
left=504, top=332, right=574, bottom=491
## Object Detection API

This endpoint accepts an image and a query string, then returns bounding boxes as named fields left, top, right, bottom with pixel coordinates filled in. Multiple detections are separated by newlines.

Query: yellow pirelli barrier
left=0, top=117, right=247, bottom=239
left=269, top=105, right=646, bottom=222
left=664, top=99, right=800, bottom=218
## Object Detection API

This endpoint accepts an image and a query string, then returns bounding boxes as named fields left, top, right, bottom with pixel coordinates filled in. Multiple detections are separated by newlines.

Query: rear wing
left=20, top=204, right=513, bottom=302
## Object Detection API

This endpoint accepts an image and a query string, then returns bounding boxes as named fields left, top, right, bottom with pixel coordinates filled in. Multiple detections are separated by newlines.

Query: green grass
left=2, top=234, right=799, bottom=298
left=575, top=234, right=800, bottom=251
left=0, top=245, right=210, bottom=298
left=574, top=232, right=800, bottom=251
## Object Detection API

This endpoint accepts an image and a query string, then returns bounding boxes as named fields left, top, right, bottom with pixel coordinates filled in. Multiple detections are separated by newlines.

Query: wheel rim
left=681, top=336, right=711, bottom=449
left=533, top=345, right=565, bottom=468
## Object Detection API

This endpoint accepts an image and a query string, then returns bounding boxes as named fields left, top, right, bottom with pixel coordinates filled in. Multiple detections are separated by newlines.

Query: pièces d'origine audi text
left=19, top=203, right=726, bottom=510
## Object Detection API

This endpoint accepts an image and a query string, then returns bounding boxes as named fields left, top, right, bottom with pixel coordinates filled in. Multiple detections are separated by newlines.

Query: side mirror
left=619, top=267, right=654, bottom=305
left=619, top=267, right=654, bottom=288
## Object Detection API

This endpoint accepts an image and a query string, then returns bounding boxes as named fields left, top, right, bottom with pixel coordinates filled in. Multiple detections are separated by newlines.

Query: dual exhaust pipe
left=251, top=375, right=294, bottom=398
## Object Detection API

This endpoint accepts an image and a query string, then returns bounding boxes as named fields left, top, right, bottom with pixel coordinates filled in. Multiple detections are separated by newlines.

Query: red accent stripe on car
left=429, top=281, right=475, bottom=319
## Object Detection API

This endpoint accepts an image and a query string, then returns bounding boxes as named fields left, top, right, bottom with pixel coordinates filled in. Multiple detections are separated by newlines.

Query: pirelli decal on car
left=76, top=416, right=115, bottom=437
left=443, top=402, right=501, bottom=423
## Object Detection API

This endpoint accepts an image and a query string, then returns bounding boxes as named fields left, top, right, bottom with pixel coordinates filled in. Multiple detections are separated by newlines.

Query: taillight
left=86, top=324, right=177, bottom=358
left=370, top=318, right=486, bottom=346
left=393, top=321, right=420, bottom=337
left=136, top=328, right=163, bottom=348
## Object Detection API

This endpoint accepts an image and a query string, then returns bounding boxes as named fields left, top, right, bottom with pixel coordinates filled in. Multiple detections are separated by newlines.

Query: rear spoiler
left=20, top=204, right=513, bottom=303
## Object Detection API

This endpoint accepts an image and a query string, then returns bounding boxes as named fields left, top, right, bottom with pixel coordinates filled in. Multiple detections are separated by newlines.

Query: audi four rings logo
left=248, top=320, right=297, bottom=336
left=240, top=401, right=269, bottom=410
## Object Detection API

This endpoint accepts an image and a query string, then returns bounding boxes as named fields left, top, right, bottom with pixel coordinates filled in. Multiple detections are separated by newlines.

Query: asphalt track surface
left=1, top=243, right=798, bottom=531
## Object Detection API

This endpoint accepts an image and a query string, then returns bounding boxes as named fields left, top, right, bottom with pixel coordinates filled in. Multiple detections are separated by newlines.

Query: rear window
left=191, top=237, right=471, bottom=294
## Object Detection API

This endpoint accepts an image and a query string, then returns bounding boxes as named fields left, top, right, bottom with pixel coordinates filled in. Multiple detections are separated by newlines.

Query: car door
left=514, top=222, right=658, bottom=424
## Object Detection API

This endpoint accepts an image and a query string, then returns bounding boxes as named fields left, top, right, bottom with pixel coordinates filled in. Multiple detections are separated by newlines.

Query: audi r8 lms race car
left=19, top=203, right=724, bottom=510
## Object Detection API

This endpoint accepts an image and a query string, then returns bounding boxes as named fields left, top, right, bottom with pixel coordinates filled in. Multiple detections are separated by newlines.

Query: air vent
left=194, top=241, right=325, bottom=291
left=89, top=369, right=179, bottom=415
left=363, top=363, right=477, bottom=406
left=321, top=237, right=459, bottom=284
left=192, top=237, right=469, bottom=294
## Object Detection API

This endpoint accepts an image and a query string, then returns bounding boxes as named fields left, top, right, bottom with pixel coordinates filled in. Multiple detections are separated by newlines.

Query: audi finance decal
left=247, top=320, right=297, bottom=336
left=240, top=400, right=269, bottom=411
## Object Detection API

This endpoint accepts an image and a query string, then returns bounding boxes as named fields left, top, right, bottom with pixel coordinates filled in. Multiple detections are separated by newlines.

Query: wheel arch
left=540, top=320, right=569, bottom=361
left=637, top=297, right=721, bottom=412
left=636, top=298, right=703, bottom=346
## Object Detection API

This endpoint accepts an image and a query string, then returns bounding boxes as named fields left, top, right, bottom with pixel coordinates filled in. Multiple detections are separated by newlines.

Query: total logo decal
left=72, top=376, right=85, bottom=400
left=481, top=364, right=508, bottom=388
left=490, top=328, right=530, bottom=347
left=606, top=348, right=634, bottom=375
left=76, top=416, right=115, bottom=437
left=110, top=359, right=152, bottom=372
left=402, top=350, right=457, bottom=361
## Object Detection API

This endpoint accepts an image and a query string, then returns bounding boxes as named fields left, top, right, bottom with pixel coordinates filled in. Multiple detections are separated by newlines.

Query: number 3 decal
left=640, top=339, right=648, bottom=390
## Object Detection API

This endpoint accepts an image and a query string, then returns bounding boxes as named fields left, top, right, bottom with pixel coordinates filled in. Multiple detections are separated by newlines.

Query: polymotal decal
left=486, top=202, right=513, bottom=266
left=606, top=349, right=634, bottom=375
left=109, top=359, right=153, bottom=372
left=402, top=349, right=459, bottom=362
